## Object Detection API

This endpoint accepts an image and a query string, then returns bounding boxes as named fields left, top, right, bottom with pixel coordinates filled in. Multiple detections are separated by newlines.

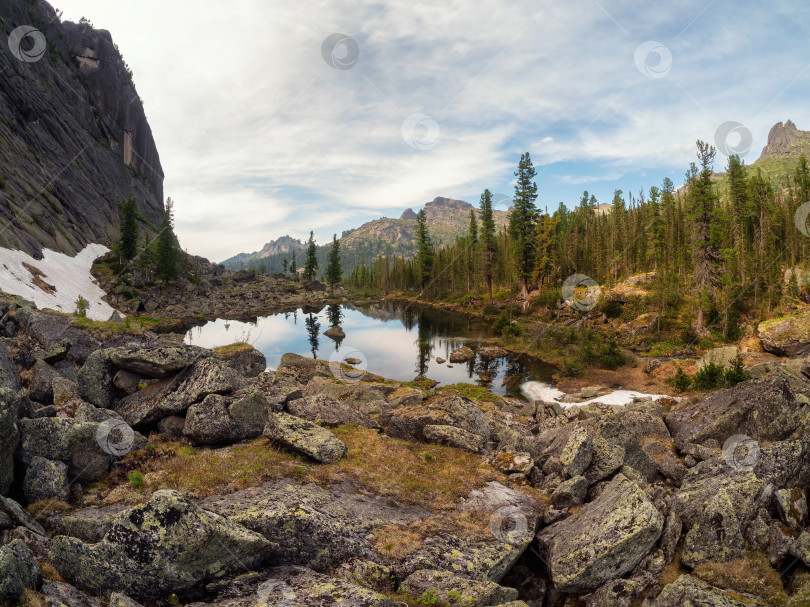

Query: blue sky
left=55, top=0, right=810, bottom=261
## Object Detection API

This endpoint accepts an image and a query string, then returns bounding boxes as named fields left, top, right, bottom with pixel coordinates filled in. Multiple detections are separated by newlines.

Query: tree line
left=349, top=147, right=810, bottom=338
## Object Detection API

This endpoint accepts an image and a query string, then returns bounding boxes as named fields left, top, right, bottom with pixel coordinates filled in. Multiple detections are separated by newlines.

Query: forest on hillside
left=348, top=144, right=810, bottom=341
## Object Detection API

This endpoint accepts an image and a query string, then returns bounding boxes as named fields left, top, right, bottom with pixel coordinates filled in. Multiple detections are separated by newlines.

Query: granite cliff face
left=0, top=0, right=164, bottom=257
left=759, top=119, right=810, bottom=160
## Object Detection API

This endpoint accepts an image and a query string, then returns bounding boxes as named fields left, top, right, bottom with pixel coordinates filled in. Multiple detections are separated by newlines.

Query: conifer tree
left=466, top=208, right=478, bottom=291
left=118, top=196, right=139, bottom=262
left=156, top=197, right=179, bottom=281
left=415, top=209, right=433, bottom=294
left=304, top=231, right=318, bottom=280
left=479, top=189, right=497, bottom=303
left=509, top=153, right=539, bottom=297
left=690, top=141, right=721, bottom=335
left=325, top=234, right=342, bottom=290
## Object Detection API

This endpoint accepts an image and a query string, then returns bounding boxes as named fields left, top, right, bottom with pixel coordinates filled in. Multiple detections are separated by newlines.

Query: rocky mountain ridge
left=0, top=0, right=164, bottom=257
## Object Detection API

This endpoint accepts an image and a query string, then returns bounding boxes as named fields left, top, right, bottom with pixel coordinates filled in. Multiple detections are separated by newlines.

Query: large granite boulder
left=401, top=569, right=519, bottom=606
left=183, top=391, right=273, bottom=446
left=214, top=343, right=267, bottom=378
left=49, top=490, right=271, bottom=600
left=263, top=411, right=348, bottom=463
left=79, top=349, right=116, bottom=408
left=30, top=358, right=60, bottom=403
left=288, top=394, right=379, bottom=428
left=277, top=353, right=332, bottom=383
left=665, top=378, right=803, bottom=448
left=23, top=456, right=70, bottom=503
left=652, top=574, right=762, bottom=606
left=758, top=313, right=810, bottom=356
left=115, top=357, right=246, bottom=427
left=0, top=540, right=42, bottom=602
left=107, top=345, right=212, bottom=378
left=384, top=395, right=491, bottom=445
left=301, top=376, right=394, bottom=415
left=0, top=339, right=21, bottom=391
left=538, top=474, right=663, bottom=594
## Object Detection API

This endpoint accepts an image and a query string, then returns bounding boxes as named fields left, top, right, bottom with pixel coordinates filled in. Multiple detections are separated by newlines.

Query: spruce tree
left=304, top=231, right=318, bottom=280
left=479, top=189, right=497, bottom=303
left=415, top=209, right=433, bottom=294
left=156, top=197, right=179, bottom=281
left=467, top=208, right=478, bottom=291
left=118, top=196, right=139, bottom=262
left=509, top=153, right=539, bottom=297
left=290, top=251, right=297, bottom=277
left=690, top=141, right=721, bottom=335
left=325, top=234, right=342, bottom=290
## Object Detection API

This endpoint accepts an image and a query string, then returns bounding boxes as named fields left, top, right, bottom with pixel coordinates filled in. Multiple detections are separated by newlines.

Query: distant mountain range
left=220, top=197, right=509, bottom=272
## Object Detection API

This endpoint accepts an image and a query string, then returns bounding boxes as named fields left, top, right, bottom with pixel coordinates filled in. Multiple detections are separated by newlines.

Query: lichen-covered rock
left=202, top=482, right=424, bottom=573
left=24, top=456, right=70, bottom=502
left=116, top=357, right=247, bottom=427
left=157, top=415, right=186, bottom=438
left=559, top=427, right=593, bottom=478
left=40, top=580, right=105, bottom=607
left=538, top=474, right=663, bottom=594
left=550, top=475, right=588, bottom=508
left=214, top=344, right=267, bottom=378
left=38, top=337, right=72, bottom=364
left=0, top=539, right=42, bottom=601
left=791, top=530, right=810, bottom=567
left=424, top=424, right=485, bottom=452
left=78, top=349, right=116, bottom=408
left=288, top=394, right=379, bottom=428
left=775, top=487, right=808, bottom=530
left=477, top=346, right=508, bottom=359
left=0, top=339, right=21, bottom=391
left=277, top=353, right=332, bottom=383
left=385, top=395, right=491, bottom=444
left=107, top=344, right=212, bottom=378
left=0, top=388, right=19, bottom=496
left=449, top=346, right=475, bottom=363
left=263, top=411, right=347, bottom=463
left=0, top=496, right=47, bottom=535
left=48, top=504, right=127, bottom=543
left=583, top=578, right=640, bottom=607
left=494, top=451, right=534, bottom=475
left=49, top=490, right=271, bottom=600
left=665, top=378, right=803, bottom=448
left=301, top=376, right=394, bottom=415
left=758, top=313, right=810, bottom=357
left=401, top=569, right=519, bottom=606
left=110, top=592, right=145, bottom=607
left=31, top=359, right=60, bottom=403
left=183, top=390, right=273, bottom=445
left=254, top=372, right=303, bottom=410
left=652, top=574, right=761, bottom=606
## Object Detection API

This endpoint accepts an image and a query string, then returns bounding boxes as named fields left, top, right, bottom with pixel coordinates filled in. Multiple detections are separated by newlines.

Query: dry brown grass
left=26, top=499, right=72, bottom=522
left=17, top=590, right=48, bottom=607
left=331, top=425, right=501, bottom=509
left=212, top=342, right=256, bottom=357
left=692, top=552, right=788, bottom=605
left=371, top=509, right=493, bottom=559
left=38, top=559, right=65, bottom=582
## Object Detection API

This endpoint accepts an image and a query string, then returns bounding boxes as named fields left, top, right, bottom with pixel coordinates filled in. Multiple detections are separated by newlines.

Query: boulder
left=79, top=350, right=116, bottom=408
left=40, top=580, right=105, bottom=607
left=0, top=388, right=19, bottom=496
left=697, top=345, right=739, bottom=370
left=157, top=416, right=186, bottom=439
left=301, top=376, right=393, bottom=415
left=288, top=394, right=378, bottom=428
left=324, top=326, right=346, bottom=340
left=0, top=496, right=47, bottom=535
left=385, top=395, right=490, bottom=444
left=0, top=339, right=20, bottom=391
left=277, top=353, right=332, bottom=383
left=559, top=427, right=593, bottom=478
left=254, top=372, right=303, bottom=410
left=214, top=343, right=267, bottom=378
left=775, top=487, right=808, bottom=529
left=38, top=337, right=72, bottom=364
left=183, top=391, right=273, bottom=445
left=47, top=504, right=128, bottom=544
left=401, top=569, right=519, bottom=606
left=49, top=490, right=271, bottom=600
left=538, top=474, right=663, bottom=594
left=107, top=344, right=212, bottom=378
left=113, top=370, right=141, bottom=394
left=550, top=475, right=588, bottom=508
left=0, top=540, right=42, bottom=601
left=23, top=456, right=70, bottom=503
left=477, top=346, right=508, bottom=359
left=423, top=424, right=485, bottom=452
left=30, top=359, right=60, bottom=403
left=263, top=411, right=348, bottom=463
left=449, top=346, right=475, bottom=363
left=791, top=530, right=810, bottom=567
left=665, top=378, right=803, bottom=448
left=758, top=313, right=810, bottom=356
left=110, top=593, right=145, bottom=607
left=494, top=451, right=534, bottom=476
left=116, top=357, right=246, bottom=427
left=653, top=574, right=761, bottom=606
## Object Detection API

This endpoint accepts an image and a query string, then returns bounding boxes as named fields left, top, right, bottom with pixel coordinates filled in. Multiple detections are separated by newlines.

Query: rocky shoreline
left=0, top=293, right=809, bottom=606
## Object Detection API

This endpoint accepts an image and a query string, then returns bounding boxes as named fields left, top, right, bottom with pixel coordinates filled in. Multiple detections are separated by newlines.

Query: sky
left=54, top=0, right=810, bottom=262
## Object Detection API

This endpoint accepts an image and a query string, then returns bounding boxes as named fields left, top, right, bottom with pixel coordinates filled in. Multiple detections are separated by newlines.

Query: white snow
left=0, top=244, right=119, bottom=321
left=521, top=380, right=666, bottom=408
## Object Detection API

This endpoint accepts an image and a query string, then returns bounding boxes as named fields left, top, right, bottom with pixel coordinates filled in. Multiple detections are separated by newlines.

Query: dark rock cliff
left=0, top=0, right=164, bottom=257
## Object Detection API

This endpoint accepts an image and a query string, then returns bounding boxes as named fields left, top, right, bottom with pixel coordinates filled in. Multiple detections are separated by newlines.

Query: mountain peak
left=760, top=119, right=807, bottom=160
left=400, top=208, right=418, bottom=220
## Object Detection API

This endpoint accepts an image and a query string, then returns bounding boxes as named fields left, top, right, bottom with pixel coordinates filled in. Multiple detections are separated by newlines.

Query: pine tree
left=118, top=196, right=139, bottom=262
left=534, top=212, right=557, bottom=291
left=282, top=258, right=288, bottom=273
left=509, top=153, right=539, bottom=297
left=415, top=209, right=433, bottom=294
left=290, top=251, right=297, bottom=278
left=325, top=234, right=342, bottom=290
left=466, top=208, right=478, bottom=292
left=156, top=197, right=179, bottom=281
left=479, top=189, right=497, bottom=303
left=304, top=231, right=318, bottom=280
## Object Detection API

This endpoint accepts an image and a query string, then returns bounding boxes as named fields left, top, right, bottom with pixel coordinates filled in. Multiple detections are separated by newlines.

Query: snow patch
left=521, top=380, right=665, bottom=408
left=0, top=244, right=118, bottom=321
